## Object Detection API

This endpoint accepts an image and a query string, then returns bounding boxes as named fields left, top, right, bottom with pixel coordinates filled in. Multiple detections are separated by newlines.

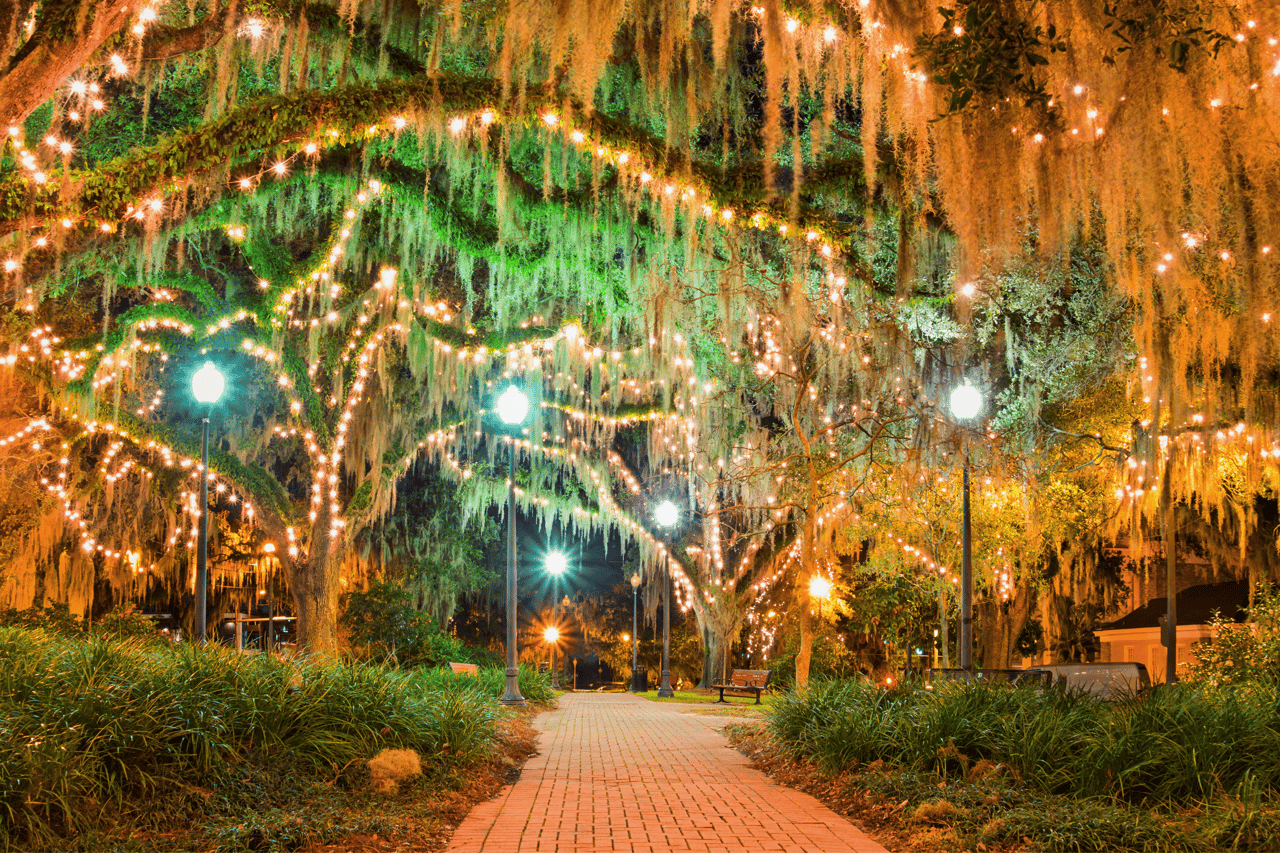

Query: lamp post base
left=500, top=667, right=526, bottom=706
left=657, top=670, right=674, bottom=698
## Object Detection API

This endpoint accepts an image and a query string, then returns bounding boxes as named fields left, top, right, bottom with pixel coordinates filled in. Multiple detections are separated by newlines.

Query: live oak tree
left=3, top=0, right=1280, bottom=659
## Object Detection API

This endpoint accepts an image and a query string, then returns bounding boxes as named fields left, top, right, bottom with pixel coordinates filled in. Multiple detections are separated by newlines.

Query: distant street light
left=497, top=384, right=529, bottom=705
left=655, top=500, right=679, bottom=698
left=630, top=572, right=642, bottom=692
left=950, top=381, right=983, bottom=670
left=546, top=551, right=568, bottom=689
left=191, top=362, right=225, bottom=643
left=544, top=626, right=561, bottom=690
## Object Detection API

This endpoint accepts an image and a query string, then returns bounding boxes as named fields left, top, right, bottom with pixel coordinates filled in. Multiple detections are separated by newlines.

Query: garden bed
left=728, top=678, right=1280, bottom=852
left=0, top=627, right=549, bottom=852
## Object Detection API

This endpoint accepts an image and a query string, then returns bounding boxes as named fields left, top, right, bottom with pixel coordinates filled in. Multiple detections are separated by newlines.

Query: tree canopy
left=2, top=0, right=1279, bottom=672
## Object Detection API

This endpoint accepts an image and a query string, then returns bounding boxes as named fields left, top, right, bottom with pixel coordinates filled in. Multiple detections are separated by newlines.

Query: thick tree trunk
left=699, top=621, right=725, bottom=688
left=977, top=583, right=1034, bottom=669
left=795, top=574, right=813, bottom=688
left=1, top=2, right=229, bottom=126
left=283, top=516, right=344, bottom=654
left=938, top=588, right=951, bottom=668
left=0, top=2, right=133, bottom=126
left=288, top=553, right=341, bottom=653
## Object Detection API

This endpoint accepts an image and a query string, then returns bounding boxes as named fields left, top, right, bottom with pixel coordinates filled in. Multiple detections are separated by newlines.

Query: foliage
left=915, top=1, right=1069, bottom=117
left=0, top=602, right=83, bottom=636
left=1185, top=582, right=1280, bottom=687
left=768, top=632, right=862, bottom=689
left=340, top=580, right=493, bottom=669
left=1101, top=0, right=1235, bottom=71
left=767, top=677, right=1280, bottom=804
left=0, top=627, right=503, bottom=848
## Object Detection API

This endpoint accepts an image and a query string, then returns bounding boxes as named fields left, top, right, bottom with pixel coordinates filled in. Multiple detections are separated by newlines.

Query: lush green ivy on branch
left=0, top=75, right=861, bottom=256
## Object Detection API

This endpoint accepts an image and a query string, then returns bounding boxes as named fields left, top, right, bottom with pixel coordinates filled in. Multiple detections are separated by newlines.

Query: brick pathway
left=446, top=692, right=889, bottom=852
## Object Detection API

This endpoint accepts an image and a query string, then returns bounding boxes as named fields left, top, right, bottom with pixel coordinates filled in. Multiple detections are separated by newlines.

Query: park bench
left=448, top=662, right=479, bottom=676
left=713, top=669, right=771, bottom=704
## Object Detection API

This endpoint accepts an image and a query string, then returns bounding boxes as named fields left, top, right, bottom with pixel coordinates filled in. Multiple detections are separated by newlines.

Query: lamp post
left=496, top=384, right=530, bottom=705
left=655, top=500, right=679, bottom=698
left=561, top=594, right=572, bottom=685
left=546, top=551, right=567, bottom=690
left=261, top=542, right=276, bottom=652
left=544, top=627, right=561, bottom=689
left=191, top=362, right=225, bottom=643
left=950, top=381, right=982, bottom=670
left=630, top=572, right=642, bottom=692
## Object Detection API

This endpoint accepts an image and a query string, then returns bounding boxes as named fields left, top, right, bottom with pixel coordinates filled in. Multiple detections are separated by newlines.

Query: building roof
left=1098, top=580, right=1250, bottom=631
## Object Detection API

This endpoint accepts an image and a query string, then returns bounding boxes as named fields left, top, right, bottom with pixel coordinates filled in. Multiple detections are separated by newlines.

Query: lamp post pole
left=501, top=437, right=524, bottom=704
left=496, top=385, right=529, bottom=706
left=630, top=573, right=641, bottom=692
left=655, top=500, right=678, bottom=698
left=546, top=551, right=567, bottom=691
left=190, top=362, right=225, bottom=644
left=545, top=627, right=560, bottom=690
left=950, top=381, right=982, bottom=671
left=195, top=414, right=211, bottom=642
left=960, top=452, right=972, bottom=670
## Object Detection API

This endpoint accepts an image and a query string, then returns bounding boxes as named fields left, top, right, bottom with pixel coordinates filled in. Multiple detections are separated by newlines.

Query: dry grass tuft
left=368, top=748, right=422, bottom=795
left=911, top=799, right=960, bottom=824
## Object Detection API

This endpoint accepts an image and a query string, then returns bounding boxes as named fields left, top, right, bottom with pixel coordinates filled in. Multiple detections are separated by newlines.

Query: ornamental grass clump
left=766, top=676, right=1280, bottom=806
left=0, top=626, right=502, bottom=848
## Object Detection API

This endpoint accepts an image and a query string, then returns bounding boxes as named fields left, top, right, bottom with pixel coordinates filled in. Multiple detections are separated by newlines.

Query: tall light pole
left=630, top=572, right=641, bottom=691
left=655, top=500, right=679, bottom=698
left=544, top=627, right=561, bottom=689
left=562, top=594, right=572, bottom=684
left=546, top=551, right=567, bottom=690
left=950, top=381, right=982, bottom=670
left=191, top=362, right=225, bottom=643
left=496, top=384, right=530, bottom=705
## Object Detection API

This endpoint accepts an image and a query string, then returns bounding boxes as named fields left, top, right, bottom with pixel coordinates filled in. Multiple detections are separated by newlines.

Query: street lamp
left=630, top=572, right=642, bottom=691
left=562, top=594, right=572, bottom=685
left=544, top=626, right=561, bottom=690
left=191, top=361, right=225, bottom=643
left=546, top=551, right=567, bottom=688
left=497, top=384, right=530, bottom=705
left=950, top=381, right=982, bottom=670
left=655, top=500, right=679, bottom=698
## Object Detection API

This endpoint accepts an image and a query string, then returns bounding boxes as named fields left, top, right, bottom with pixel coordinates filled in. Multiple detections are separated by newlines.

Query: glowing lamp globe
left=546, top=551, right=568, bottom=575
left=496, top=385, right=529, bottom=425
left=630, top=572, right=641, bottom=588
left=543, top=626, right=560, bottom=643
left=192, top=362, right=225, bottom=404
left=950, top=383, right=982, bottom=420
left=809, top=575, right=833, bottom=600
left=655, top=500, right=679, bottom=529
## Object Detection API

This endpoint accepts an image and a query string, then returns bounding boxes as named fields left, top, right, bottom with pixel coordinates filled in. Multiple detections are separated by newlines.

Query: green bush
left=341, top=581, right=495, bottom=668
left=1187, top=582, right=1280, bottom=688
left=408, top=662, right=556, bottom=705
left=0, top=627, right=503, bottom=848
left=767, top=677, right=1280, bottom=805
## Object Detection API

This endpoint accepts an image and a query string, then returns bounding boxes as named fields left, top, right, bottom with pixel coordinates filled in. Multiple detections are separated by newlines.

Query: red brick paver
left=446, top=692, right=888, bottom=852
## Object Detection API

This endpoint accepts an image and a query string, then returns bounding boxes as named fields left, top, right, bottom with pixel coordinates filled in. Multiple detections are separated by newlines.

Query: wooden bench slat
left=449, top=662, right=479, bottom=676
left=712, top=669, right=771, bottom=704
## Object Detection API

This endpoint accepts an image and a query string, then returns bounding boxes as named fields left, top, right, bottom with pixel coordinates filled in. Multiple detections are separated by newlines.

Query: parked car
left=924, top=668, right=1052, bottom=688
left=1026, top=662, right=1151, bottom=700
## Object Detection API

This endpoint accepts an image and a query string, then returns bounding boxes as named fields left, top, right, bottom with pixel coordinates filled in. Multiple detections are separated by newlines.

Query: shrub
left=0, top=627, right=503, bottom=848
left=1186, top=581, right=1280, bottom=687
left=766, top=676, right=1280, bottom=806
left=341, top=581, right=491, bottom=668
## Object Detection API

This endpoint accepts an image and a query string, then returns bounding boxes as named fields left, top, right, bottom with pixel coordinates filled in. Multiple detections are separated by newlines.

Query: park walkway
left=445, top=692, right=889, bottom=852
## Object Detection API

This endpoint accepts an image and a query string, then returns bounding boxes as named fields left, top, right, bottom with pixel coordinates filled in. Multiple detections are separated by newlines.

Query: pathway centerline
left=446, top=692, right=889, bottom=852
